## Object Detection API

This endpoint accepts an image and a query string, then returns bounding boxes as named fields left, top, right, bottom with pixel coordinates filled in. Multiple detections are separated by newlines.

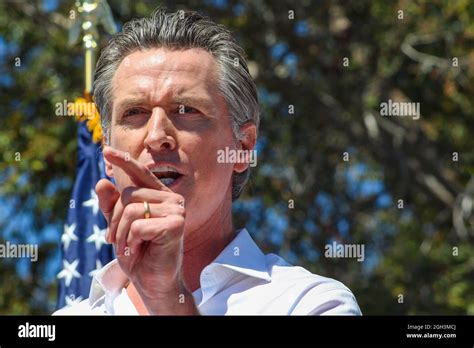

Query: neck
left=182, top=193, right=236, bottom=292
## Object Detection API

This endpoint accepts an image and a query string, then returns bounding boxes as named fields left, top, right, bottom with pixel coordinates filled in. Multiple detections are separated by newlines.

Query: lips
left=149, top=165, right=184, bottom=187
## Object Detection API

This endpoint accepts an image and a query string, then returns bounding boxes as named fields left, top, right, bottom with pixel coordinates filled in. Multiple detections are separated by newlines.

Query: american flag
left=56, top=122, right=114, bottom=309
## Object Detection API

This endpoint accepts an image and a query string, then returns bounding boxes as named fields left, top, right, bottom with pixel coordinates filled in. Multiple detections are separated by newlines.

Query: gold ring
left=143, top=201, right=151, bottom=219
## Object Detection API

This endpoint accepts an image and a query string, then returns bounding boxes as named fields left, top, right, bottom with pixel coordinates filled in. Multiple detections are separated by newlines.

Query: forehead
left=111, top=47, right=220, bottom=102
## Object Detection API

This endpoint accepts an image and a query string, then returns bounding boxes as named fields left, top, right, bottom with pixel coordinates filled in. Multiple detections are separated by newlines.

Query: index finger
left=103, top=146, right=171, bottom=192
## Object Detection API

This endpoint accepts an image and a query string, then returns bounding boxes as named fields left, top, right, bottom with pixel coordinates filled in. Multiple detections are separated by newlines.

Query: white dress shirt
left=54, top=229, right=361, bottom=315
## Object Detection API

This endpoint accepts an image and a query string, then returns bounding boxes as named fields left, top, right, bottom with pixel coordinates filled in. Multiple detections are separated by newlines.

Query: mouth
left=149, top=165, right=184, bottom=188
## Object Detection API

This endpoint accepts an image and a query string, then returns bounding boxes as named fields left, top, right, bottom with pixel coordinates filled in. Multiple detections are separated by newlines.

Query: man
left=55, top=8, right=361, bottom=315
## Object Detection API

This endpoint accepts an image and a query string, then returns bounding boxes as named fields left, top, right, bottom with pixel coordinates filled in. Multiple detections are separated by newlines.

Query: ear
left=233, top=122, right=257, bottom=174
left=102, top=145, right=114, bottom=178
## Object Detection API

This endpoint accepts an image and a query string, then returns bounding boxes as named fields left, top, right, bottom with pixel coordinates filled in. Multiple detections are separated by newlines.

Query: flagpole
left=84, top=37, right=96, bottom=96
left=80, top=0, right=98, bottom=98
left=69, top=0, right=116, bottom=98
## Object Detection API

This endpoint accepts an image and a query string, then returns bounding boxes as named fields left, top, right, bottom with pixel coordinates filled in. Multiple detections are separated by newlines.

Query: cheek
left=111, top=122, right=145, bottom=153
left=109, top=129, right=145, bottom=189
left=186, top=134, right=235, bottom=187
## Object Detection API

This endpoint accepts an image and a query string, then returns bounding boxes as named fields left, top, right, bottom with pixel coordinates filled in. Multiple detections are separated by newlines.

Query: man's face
left=106, top=48, right=238, bottom=233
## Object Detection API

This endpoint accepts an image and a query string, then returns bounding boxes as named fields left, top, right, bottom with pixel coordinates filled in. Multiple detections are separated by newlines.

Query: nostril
left=144, top=130, right=176, bottom=151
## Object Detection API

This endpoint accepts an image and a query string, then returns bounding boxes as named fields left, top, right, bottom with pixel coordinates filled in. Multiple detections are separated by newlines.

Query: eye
left=123, top=108, right=147, bottom=117
left=175, top=105, right=200, bottom=115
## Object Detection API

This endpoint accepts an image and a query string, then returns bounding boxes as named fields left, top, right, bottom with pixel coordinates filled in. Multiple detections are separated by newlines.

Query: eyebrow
left=114, top=95, right=215, bottom=113
left=114, top=97, right=147, bottom=113
left=173, top=96, right=214, bottom=111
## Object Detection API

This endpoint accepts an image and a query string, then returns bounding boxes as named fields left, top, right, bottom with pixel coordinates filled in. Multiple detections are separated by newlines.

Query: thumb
left=95, top=178, right=120, bottom=225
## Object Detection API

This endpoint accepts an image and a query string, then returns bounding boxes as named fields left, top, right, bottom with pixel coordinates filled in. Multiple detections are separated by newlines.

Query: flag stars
left=57, top=259, right=81, bottom=287
left=83, top=189, right=100, bottom=215
left=87, top=225, right=107, bottom=250
left=61, top=223, right=78, bottom=250
left=65, top=295, right=83, bottom=307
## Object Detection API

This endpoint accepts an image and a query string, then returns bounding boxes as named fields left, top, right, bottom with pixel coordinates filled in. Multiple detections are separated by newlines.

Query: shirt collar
left=206, top=228, right=271, bottom=282
left=198, top=229, right=271, bottom=304
left=88, top=259, right=127, bottom=310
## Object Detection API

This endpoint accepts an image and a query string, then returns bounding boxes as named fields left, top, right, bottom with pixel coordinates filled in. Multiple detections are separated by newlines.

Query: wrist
left=135, top=277, right=199, bottom=315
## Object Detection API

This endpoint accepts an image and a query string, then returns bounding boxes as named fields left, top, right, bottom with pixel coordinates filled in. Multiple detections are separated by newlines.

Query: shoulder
left=265, top=253, right=362, bottom=315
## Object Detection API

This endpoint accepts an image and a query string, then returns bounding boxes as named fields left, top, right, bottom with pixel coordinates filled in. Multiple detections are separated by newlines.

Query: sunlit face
left=105, top=48, right=240, bottom=233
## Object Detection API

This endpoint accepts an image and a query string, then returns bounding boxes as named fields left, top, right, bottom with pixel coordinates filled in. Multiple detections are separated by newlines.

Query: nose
left=143, top=108, right=176, bottom=152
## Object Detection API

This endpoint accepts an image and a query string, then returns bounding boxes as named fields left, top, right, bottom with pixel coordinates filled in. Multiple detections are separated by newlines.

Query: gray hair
left=93, top=8, right=260, bottom=201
